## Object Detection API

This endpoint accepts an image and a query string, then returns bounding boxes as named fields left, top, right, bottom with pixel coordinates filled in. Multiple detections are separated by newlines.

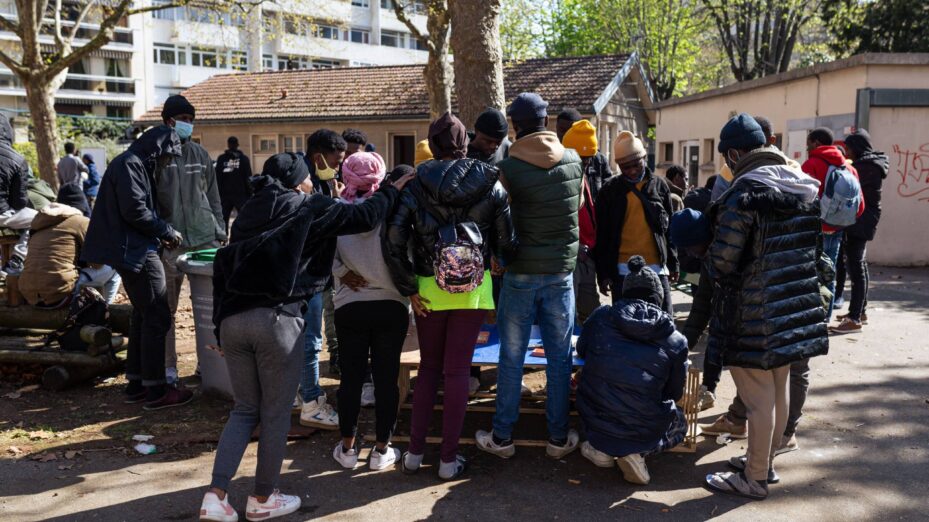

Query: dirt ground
left=1, top=267, right=928, bottom=521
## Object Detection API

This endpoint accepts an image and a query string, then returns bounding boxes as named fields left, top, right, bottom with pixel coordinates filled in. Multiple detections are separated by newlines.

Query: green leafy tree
left=499, top=0, right=551, bottom=60
left=546, top=0, right=706, bottom=100
left=822, top=0, right=929, bottom=54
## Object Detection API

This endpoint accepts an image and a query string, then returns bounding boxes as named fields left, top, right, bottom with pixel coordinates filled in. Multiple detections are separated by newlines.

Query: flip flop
left=705, top=471, right=768, bottom=500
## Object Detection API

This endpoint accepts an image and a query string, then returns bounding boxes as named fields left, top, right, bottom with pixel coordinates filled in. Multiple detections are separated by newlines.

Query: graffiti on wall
left=893, top=143, right=929, bottom=201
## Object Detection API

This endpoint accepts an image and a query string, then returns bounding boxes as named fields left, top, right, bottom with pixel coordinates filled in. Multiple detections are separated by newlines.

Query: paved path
left=1, top=267, right=927, bottom=521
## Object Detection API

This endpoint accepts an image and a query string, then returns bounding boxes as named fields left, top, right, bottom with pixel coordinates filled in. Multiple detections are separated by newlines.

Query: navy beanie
left=161, top=94, right=196, bottom=121
left=718, top=113, right=765, bottom=153
left=670, top=209, right=712, bottom=248
left=507, top=92, right=548, bottom=122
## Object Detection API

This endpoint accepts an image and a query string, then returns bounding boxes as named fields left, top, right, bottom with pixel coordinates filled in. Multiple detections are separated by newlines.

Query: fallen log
left=0, top=304, right=132, bottom=333
left=42, top=357, right=122, bottom=391
left=0, top=348, right=115, bottom=367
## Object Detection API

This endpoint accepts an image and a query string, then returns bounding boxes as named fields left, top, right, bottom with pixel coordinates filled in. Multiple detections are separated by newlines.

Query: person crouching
left=576, top=255, right=688, bottom=485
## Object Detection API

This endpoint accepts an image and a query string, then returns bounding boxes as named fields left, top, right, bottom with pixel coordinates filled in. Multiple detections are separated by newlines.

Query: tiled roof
left=137, top=54, right=631, bottom=124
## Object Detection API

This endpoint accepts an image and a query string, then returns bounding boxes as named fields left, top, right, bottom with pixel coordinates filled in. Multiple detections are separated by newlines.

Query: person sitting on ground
left=576, top=255, right=688, bottom=485
left=0, top=116, right=36, bottom=275
left=703, top=113, right=829, bottom=501
left=331, top=156, right=411, bottom=472
left=200, top=152, right=412, bottom=522
left=387, top=112, right=516, bottom=480
left=82, top=154, right=101, bottom=208
left=19, top=202, right=121, bottom=308
left=665, top=165, right=688, bottom=213
left=82, top=125, right=189, bottom=411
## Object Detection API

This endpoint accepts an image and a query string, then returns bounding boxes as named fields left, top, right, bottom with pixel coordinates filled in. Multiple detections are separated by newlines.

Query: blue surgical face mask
left=174, top=120, right=194, bottom=140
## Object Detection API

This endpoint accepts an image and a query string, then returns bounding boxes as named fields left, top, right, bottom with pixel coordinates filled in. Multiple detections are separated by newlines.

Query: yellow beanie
left=414, top=139, right=433, bottom=167
left=613, top=131, right=646, bottom=164
left=720, top=163, right=734, bottom=182
left=563, top=120, right=598, bottom=156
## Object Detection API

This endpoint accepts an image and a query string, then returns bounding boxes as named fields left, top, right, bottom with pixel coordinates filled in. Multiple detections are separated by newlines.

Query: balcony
left=61, top=73, right=135, bottom=95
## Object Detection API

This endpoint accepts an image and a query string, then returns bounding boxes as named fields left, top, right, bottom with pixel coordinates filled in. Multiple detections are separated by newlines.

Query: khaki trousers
left=729, top=365, right=790, bottom=481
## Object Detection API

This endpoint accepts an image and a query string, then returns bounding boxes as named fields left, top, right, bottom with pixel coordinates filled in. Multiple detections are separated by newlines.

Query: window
left=191, top=46, right=219, bottom=68
left=229, top=9, right=247, bottom=27
left=106, top=106, right=130, bottom=119
left=284, top=16, right=305, bottom=35
left=262, top=53, right=274, bottom=70
left=352, top=0, right=369, bottom=6
left=381, top=29, right=402, bottom=47
left=409, top=36, right=427, bottom=51
left=231, top=50, right=248, bottom=71
left=348, top=27, right=370, bottom=44
left=186, top=6, right=213, bottom=23
left=153, top=43, right=185, bottom=65
left=281, top=135, right=304, bottom=153
left=105, top=58, right=128, bottom=77
left=312, top=59, right=341, bottom=69
left=311, top=22, right=340, bottom=40
left=277, top=55, right=310, bottom=70
left=380, top=0, right=394, bottom=8
left=702, top=139, right=715, bottom=164
left=152, top=0, right=179, bottom=20
left=661, top=142, right=673, bottom=162
left=256, top=136, right=277, bottom=153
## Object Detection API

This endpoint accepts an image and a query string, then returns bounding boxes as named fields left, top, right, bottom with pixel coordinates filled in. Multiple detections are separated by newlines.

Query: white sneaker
left=332, top=441, right=359, bottom=469
left=360, top=382, right=376, bottom=408
left=300, top=395, right=339, bottom=430
left=166, top=366, right=179, bottom=385
left=617, top=453, right=650, bottom=485
left=475, top=429, right=516, bottom=458
left=546, top=429, right=579, bottom=459
left=244, top=490, right=300, bottom=521
left=369, top=444, right=401, bottom=471
left=468, top=376, right=481, bottom=397
left=697, top=385, right=716, bottom=412
left=291, top=395, right=303, bottom=414
left=521, top=380, right=532, bottom=396
left=199, top=492, right=238, bottom=522
left=580, top=441, right=614, bottom=468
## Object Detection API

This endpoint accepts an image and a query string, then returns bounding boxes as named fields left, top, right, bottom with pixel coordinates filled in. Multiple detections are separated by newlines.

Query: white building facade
left=0, top=0, right=428, bottom=123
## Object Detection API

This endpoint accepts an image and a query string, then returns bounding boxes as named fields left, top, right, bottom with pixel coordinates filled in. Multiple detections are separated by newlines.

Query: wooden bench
left=367, top=321, right=701, bottom=453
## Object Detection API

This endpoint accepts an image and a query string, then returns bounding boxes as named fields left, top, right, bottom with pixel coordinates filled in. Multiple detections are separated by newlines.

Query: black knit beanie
left=262, top=152, right=309, bottom=189
left=161, top=94, right=196, bottom=121
left=474, top=108, right=509, bottom=140
left=621, top=256, right=664, bottom=306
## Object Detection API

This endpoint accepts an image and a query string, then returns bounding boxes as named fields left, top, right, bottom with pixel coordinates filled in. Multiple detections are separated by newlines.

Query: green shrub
left=12, top=142, right=38, bottom=176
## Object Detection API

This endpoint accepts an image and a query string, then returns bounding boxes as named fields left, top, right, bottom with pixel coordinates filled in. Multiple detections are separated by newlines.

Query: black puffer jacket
left=0, top=117, right=30, bottom=214
left=707, top=170, right=829, bottom=370
left=846, top=151, right=889, bottom=241
left=386, top=158, right=517, bottom=297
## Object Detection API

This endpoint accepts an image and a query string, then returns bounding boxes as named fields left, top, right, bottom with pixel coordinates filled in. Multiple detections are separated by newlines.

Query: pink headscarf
left=340, top=151, right=386, bottom=203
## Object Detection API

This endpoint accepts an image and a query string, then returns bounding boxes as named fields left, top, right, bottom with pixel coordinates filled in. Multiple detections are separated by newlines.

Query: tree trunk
left=424, top=3, right=453, bottom=119
left=449, top=0, right=506, bottom=128
left=24, top=78, right=61, bottom=189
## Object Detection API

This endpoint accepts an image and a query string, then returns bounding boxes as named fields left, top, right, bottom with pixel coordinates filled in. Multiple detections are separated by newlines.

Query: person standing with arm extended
left=156, top=94, right=227, bottom=385
left=82, top=126, right=190, bottom=410
left=386, top=113, right=516, bottom=481
left=199, top=152, right=411, bottom=521
left=474, top=93, right=583, bottom=461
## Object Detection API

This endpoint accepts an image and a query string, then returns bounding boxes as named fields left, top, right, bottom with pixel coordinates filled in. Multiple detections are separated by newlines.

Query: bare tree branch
left=53, top=0, right=65, bottom=50
left=45, top=0, right=133, bottom=77
left=0, top=13, right=19, bottom=35
left=69, top=0, right=101, bottom=42
left=0, top=47, right=25, bottom=75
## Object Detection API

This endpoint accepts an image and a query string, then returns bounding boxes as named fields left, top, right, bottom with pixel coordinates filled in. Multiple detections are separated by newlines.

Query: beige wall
left=866, top=106, right=929, bottom=265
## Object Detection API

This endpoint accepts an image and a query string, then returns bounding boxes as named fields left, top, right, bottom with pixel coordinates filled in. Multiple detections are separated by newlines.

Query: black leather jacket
left=386, top=158, right=517, bottom=296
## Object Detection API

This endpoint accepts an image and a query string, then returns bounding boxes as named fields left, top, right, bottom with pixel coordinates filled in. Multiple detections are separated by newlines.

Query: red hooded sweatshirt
left=801, top=145, right=865, bottom=233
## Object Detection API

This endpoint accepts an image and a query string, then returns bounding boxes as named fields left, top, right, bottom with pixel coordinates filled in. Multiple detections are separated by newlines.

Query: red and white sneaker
left=245, top=490, right=301, bottom=521
left=199, top=492, right=238, bottom=522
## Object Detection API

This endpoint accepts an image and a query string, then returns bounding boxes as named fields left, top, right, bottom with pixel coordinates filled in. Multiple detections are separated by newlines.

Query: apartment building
left=0, top=0, right=428, bottom=124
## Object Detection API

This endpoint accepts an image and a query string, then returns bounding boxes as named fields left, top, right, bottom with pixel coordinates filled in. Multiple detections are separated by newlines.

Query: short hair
left=808, top=127, right=834, bottom=146
left=512, top=117, right=546, bottom=133
left=666, top=164, right=686, bottom=181
left=557, top=108, right=583, bottom=123
left=753, top=115, right=774, bottom=141
left=342, top=128, right=367, bottom=146
left=705, top=174, right=719, bottom=191
left=64, top=142, right=76, bottom=154
left=227, top=136, right=239, bottom=147
left=306, top=129, right=347, bottom=155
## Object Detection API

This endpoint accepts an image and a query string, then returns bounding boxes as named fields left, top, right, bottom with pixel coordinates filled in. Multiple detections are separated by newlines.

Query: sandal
left=727, top=456, right=780, bottom=484
left=705, top=471, right=768, bottom=500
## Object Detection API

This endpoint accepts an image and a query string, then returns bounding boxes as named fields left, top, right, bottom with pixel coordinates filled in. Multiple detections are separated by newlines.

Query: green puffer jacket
left=497, top=131, right=582, bottom=274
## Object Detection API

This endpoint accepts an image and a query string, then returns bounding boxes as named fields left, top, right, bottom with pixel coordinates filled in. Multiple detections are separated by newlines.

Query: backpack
left=433, top=221, right=485, bottom=294
left=44, top=287, right=110, bottom=352
left=820, top=164, right=862, bottom=228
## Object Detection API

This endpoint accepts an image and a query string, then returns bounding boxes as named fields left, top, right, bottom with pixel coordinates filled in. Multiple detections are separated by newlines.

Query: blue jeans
left=823, top=232, right=842, bottom=321
left=76, top=265, right=121, bottom=304
left=493, top=272, right=575, bottom=441
left=300, top=292, right=324, bottom=402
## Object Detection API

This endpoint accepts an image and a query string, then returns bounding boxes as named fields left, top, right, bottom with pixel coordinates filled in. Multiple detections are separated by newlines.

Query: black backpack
left=44, top=287, right=109, bottom=352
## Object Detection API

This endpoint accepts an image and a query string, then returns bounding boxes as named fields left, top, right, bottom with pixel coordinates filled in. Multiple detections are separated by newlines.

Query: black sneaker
left=3, top=255, right=24, bottom=276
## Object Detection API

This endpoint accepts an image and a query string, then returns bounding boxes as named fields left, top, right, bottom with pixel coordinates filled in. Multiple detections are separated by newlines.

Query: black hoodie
left=82, top=126, right=180, bottom=272
left=0, top=117, right=30, bottom=214
left=211, top=166, right=399, bottom=341
left=846, top=151, right=889, bottom=241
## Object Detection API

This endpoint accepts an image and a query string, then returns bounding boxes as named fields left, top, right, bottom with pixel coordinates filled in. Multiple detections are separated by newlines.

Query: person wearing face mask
left=82, top=126, right=189, bottom=411
left=200, top=152, right=412, bottom=521
left=593, top=131, right=678, bottom=315
left=156, top=94, right=227, bottom=386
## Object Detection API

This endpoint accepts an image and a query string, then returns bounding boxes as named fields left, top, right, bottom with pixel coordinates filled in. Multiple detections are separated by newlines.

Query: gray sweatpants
left=728, top=358, right=810, bottom=437
left=209, top=306, right=305, bottom=497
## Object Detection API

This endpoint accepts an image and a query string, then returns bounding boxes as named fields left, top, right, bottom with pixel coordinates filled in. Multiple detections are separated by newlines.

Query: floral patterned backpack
left=433, top=220, right=485, bottom=294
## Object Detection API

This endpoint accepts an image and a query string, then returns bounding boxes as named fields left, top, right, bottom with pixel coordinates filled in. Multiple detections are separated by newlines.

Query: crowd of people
left=0, top=86, right=889, bottom=520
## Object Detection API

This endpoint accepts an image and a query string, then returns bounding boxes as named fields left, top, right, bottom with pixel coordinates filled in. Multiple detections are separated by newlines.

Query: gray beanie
left=621, top=256, right=663, bottom=307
